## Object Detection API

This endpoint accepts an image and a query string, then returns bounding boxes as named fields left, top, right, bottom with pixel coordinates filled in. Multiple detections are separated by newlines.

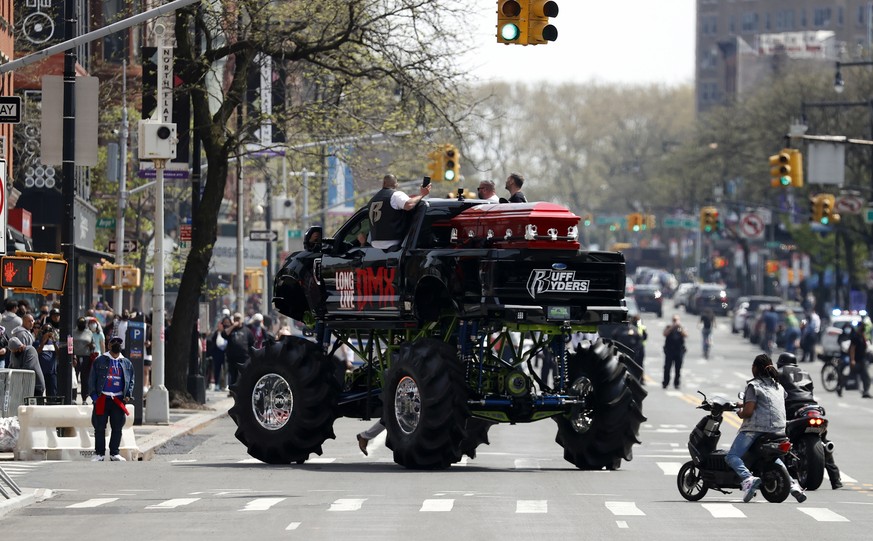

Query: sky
left=463, top=0, right=696, bottom=86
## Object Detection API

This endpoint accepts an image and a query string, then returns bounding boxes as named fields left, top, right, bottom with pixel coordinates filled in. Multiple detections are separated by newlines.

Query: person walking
left=633, top=314, right=648, bottom=382
left=9, top=337, right=45, bottom=397
left=662, top=315, right=687, bottom=389
left=699, top=308, right=714, bottom=360
left=88, top=337, right=134, bottom=462
left=783, top=310, right=801, bottom=354
left=800, top=310, right=821, bottom=363
left=72, top=317, right=95, bottom=404
left=761, top=305, right=779, bottom=355
left=847, top=323, right=872, bottom=399
left=208, top=317, right=229, bottom=391
left=221, top=313, right=254, bottom=393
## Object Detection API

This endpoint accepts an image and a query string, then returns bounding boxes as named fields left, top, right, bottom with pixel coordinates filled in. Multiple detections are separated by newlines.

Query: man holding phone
left=367, top=174, right=431, bottom=249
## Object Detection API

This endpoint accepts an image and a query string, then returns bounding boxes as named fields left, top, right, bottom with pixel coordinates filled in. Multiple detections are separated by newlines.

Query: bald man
left=367, top=174, right=430, bottom=249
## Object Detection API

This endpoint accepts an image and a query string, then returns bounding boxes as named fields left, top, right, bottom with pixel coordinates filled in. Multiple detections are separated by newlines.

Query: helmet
left=776, top=352, right=797, bottom=368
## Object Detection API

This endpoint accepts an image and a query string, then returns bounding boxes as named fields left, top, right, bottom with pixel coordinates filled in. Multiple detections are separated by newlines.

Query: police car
left=820, top=310, right=867, bottom=356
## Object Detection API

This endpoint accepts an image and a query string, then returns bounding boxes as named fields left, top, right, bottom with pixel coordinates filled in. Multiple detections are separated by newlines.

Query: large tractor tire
left=554, top=339, right=647, bottom=470
left=459, top=418, right=496, bottom=459
left=383, top=338, right=468, bottom=469
left=228, top=337, right=340, bottom=464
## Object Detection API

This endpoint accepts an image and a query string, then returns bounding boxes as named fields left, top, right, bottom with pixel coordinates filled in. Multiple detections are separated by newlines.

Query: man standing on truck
left=367, top=174, right=431, bottom=249
left=476, top=180, right=500, bottom=203
left=501, top=172, right=527, bottom=203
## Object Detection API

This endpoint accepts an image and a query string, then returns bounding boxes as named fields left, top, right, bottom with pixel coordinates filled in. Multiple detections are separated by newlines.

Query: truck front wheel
left=384, top=338, right=467, bottom=469
left=554, top=339, right=646, bottom=470
left=229, top=337, right=340, bottom=464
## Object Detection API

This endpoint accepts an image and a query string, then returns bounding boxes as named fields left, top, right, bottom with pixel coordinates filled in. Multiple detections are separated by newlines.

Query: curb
left=135, top=397, right=234, bottom=461
left=0, top=488, right=53, bottom=519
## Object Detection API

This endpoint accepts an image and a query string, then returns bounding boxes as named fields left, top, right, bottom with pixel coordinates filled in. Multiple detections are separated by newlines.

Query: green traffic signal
left=500, top=23, right=520, bottom=41
left=779, top=175, right=790, bottom=186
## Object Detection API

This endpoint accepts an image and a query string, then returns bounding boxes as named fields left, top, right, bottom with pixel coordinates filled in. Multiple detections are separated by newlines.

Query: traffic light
left=497, top=0, right=524, bottom=44
left=809, top=195, right=821, bottom=224
left=442, top=144, right=460, bottom=182
left=120, top=266, right=141, bottom=289
left=245, top=268, right=264, bottom=294
left=645, top=214, right=656, bottom=230
left=818, top=193, right=840, bottom=225
left=769, top=150, right=792, bottom=187
left=96, top=264, right=118, bottom=289
left=627, top=212, right=643, bottom=232
left=788, top=149, right=803, bottom=187
left=700, top=206, right=719, bottom=233
left=580, top=213, right=593, bottom=227
left=527, top=1, right=558, bottom=45
left=426, top=148, right=442, bottom=181
left=0, top=252, right=67, bottom=294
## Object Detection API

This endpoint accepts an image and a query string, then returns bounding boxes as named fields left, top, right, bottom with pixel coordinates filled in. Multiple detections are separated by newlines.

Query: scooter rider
left=726, top=353, right=807, bottom=503
left=776, top=352, right=843, bottom=489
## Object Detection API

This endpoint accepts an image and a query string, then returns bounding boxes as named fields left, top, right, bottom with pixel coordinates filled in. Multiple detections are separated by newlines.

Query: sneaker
left=92, top=454, right=105, bottom=462
left=832, top=480, right=843, bottom=490
left=791, top=482, right=807, bottom=503
left=109, top=454, right=126, bottom=462
left=741, top=476, right=761, bottom=503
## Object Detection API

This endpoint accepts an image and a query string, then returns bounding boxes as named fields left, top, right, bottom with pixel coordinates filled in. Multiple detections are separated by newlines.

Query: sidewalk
left=0, top=388, right=234, bottom=518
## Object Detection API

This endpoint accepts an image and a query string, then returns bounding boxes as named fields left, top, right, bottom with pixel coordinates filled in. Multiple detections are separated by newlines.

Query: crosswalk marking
left=306, top=458, right=336, bottom=464
left=702, top=503, right=745, bottom=518
left=67, top=498, right=118, bottom=509
left=605, top=501, right=645, bottom=516
left=145, top=498, right=200, bottom=510
left=656, top=462, right=682, bottom=475
left=285, top=522, right=301, bottom=530
left=420, top=499, right=454, bottom=512
left=328, top=498, right=366, bottom=511
left=514, top=458, right=543, bottom=469
left=240, top=498, right=286, bottom=511
left=798, top=508, right=849, bottom=522
left=516, top=500, right=547, bottom=513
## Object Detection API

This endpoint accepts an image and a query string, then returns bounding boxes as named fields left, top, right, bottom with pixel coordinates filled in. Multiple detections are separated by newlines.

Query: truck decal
left=526, top=269, right=590, bottom=298
left=337, top=270, right=356, bottom=309
left=355, top=267, right=396, bottom=310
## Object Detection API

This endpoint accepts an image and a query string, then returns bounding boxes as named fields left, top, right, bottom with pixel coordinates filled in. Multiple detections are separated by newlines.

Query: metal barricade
left=0, top=463, right=22, bottom=499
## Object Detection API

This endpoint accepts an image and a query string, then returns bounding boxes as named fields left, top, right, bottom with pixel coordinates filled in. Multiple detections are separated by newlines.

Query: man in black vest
left=368, top=174, right=430, bottom=249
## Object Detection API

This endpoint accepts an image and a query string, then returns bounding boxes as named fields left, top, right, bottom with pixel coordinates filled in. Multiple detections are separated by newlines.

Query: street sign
left=108, top=239, right=139, bottom=253
left=287, top=229, right=302, bottom=239
left=865, top=208, right=873, bottom=224
left=739, top=212, right=765, bottom=240
left=249, top=230, right=278, bottom=242
left=96, top=217, right=116, bottom=229
left=836, top=194, right=864, bottom=214
left=0, top=96, right=22, bottom=124
left=663, top=217, right=697, bottom=229
left=180, top=224, right=192, bottom=242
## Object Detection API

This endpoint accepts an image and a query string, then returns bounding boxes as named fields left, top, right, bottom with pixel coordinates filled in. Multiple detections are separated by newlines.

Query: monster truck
left=229, top=196, right=647, bottom=470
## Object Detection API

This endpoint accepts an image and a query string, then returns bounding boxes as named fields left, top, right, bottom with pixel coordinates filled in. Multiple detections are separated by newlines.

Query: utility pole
left=114, top=60, right=129, bottom=312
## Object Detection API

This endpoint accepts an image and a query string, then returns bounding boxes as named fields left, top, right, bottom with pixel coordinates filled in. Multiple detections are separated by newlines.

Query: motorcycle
left=677, top=391, right=793, bottom=502
left=784, top=403, right=829, bottom=491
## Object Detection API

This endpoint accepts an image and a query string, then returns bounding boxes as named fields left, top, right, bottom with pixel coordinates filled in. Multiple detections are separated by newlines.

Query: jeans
left=725, top=430, right=789, bottom=480
left=92, top=398, right=127, bottom=456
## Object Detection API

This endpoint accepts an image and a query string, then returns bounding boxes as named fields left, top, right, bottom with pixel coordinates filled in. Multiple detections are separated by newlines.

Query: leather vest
left=368, top=188, right=407, bottom=243
left=740, top=378, right=786, bottom=433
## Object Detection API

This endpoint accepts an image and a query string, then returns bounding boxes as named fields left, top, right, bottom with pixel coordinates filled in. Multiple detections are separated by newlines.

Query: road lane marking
left=145, top=498, right=200, bottom=509
left=657, top=462, right=682, bottom=475
left=798, top=508, right=849, bottom=522
left=616, top=521, right=629, bottom=528
left=605, top=501, right=645, bottom=516
left=842, top=473, right=858, bottom=483
left=306, top=458, right=335, bottom=464
left=67, top=498, right=118, bottom=508
left=702, top=503, right=745, bottom=518
left=328, top=498, right=366, bottom=511
left=516, top=500, right=547, bottom=513
left=240, top=497, right=286, bottom=511
left=285, top=522, right=301, bottom=530
left=514, top=458, right=543, bottom=469
left=420, top=499, right=454, bottom=512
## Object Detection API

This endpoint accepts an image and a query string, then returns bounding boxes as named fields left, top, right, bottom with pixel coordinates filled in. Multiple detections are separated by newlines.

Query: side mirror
left=303, top=226, right=323, bottom=251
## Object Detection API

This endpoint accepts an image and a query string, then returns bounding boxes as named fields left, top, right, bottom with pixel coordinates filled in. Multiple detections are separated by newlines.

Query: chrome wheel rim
left=252, top=373, right=293, bottom=430
left=394, top=376, right=421, bottom=435
left=570, top=376, right=594, bottom=433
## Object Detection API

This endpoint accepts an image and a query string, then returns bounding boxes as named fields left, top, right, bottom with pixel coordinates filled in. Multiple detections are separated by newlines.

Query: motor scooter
left=783, top=403, right=828, bottom=490
left=677, top=391, right=793, bottom=502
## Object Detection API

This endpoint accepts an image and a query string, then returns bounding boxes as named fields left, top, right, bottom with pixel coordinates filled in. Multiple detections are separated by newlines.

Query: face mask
left=89, top=324, right=97, bottom=331
left=110, top=344, right=122, bottom=354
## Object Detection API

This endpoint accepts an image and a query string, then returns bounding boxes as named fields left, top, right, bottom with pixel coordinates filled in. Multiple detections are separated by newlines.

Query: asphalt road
left=3, top=310, right=873, bottom=540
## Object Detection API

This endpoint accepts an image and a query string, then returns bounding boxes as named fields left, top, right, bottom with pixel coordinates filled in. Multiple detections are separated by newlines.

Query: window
left=838, top=6, right=844, bottom=26
left=765, top=13, right=771, bottom=31
left=814, top=8, right=832, bottom=27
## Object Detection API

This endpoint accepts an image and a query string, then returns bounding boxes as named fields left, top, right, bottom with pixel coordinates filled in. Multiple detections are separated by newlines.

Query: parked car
left=732, top=295, right=783, bottom=336
left=689, top=284, right=729, bottom=316
left=820, top=311, right=866, bottom=357
left=633, top=284, right=663, bottom=317
left=673, top=283, right=695, bottom=309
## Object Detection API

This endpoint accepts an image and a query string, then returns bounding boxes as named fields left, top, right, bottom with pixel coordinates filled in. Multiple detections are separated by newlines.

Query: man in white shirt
left=367, top=174, right=430, bottom=249
left=476, top=180, right=500, bottom=203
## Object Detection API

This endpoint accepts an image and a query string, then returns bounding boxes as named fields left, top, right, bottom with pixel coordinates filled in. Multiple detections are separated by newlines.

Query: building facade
left=697, top=0, right=873, bottom=112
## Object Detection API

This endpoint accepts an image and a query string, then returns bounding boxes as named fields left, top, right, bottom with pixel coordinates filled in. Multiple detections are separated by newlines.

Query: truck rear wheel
left=384, top=338, right=467, bottom=469
left=554, top=339, right=646, bottom=470
left=228, top=337, right=340, bottom=464
left=459, top=418, right=495, bottom=459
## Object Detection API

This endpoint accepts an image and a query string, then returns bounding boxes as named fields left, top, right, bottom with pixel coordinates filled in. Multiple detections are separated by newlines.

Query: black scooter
left=677, top=391, right=793, bottom=502
left=784, top=403, right=828, bottom=490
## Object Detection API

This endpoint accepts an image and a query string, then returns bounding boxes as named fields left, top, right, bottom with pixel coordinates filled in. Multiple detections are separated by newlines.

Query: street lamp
left=833, top=60, right=873, bottom=94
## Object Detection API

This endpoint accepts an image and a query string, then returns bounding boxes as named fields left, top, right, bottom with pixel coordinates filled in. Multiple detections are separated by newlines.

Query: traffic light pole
left=145, top=159, right=169, bottom=424
left=114, top=61, right=129, bottom=313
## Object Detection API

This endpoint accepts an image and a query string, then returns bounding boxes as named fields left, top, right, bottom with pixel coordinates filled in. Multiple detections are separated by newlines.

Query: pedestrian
left=35, top=323, right=60, bottom=397
left=761, top=305, right=779, bottom=355
left=783, top=310, right=801, bottom=354
left=501, top=172, right=527, bottom=203
left=366, top=173, right=431, bottom=249
left=662, top=315, right=687, bottom=389
left=800, top=310, right=821, bottom=363
left=10, top=313, right=36, bottom=346
left=0, top=327, right=7, bottom=370
left=72, top=317, right=95, bottom=403
left=699, top=308, right=714, bottom=360
left=1, top=299, right=22, bottom=339
left=88, top=337, right=134, bottom=462
left=221, top=312, right=254, bottom=394
left=248, top=313, right=267, bottom=349
left=476, top=180, right=500, bottom=203
left=726, top=353, right=806, bottom=503
left=208, top=317, right=229, bottom=391
left=633, top=314, right=648, bottom=382
left=847, top=323, right=872, bottom=398
left=8, top=337, right=45, bottom=397
left=356, top=420, right=385, bottom=456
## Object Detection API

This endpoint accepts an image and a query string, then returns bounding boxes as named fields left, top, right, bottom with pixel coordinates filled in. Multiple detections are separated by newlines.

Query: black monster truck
left=229, top=197, right=647, bottom=470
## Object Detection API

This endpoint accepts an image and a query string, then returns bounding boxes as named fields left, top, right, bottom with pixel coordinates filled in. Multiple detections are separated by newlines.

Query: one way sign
left=0, top=97, right=22, bottom=124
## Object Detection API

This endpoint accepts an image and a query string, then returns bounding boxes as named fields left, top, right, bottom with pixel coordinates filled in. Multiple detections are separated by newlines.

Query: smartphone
left=422, top=176, right=431, bottom=188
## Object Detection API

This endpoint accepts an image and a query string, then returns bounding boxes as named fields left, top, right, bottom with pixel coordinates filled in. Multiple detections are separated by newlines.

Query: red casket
left=445, top=202, right=580, bottom=250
